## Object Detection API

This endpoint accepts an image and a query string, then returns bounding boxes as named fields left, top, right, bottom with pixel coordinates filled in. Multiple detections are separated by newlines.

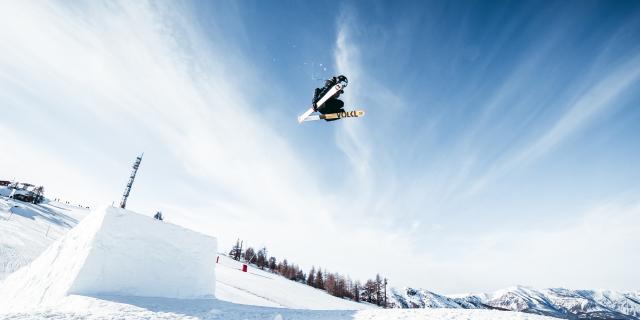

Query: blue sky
left=1, top=0, right=639, bottom=293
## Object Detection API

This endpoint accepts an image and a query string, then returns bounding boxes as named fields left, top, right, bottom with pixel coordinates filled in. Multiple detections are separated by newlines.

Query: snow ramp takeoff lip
left=0, top=206, right=217, bottom=312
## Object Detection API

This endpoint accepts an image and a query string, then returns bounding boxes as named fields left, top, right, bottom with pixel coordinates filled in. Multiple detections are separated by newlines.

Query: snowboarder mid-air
left=313, top=75, right=348, bottom=119
left=297, top=74, right=365, bottom=123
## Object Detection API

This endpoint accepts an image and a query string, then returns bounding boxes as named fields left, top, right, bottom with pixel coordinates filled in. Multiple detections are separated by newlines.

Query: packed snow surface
left=0, top=197, right=88, bottom=279
left=216, top=254, right=367, bottom=310
left=1, top=295, right=557, bottom=320
left=0, top=205, right=217, bottom=310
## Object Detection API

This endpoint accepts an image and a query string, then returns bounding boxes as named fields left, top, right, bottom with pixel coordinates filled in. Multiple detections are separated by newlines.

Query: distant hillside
left=389, top=285, right=640, bottom=320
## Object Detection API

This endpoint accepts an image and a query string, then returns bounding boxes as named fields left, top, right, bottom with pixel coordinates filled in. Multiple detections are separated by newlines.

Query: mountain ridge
left=388, top=285, right=640, bottom=319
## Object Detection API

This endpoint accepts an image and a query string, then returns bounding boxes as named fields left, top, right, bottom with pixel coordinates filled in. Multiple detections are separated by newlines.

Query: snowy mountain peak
left=388, top=285, right=640, bottom=319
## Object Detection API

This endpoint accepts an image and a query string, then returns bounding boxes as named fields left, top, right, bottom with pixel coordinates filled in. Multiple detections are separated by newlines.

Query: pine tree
left=279, top=259, right=289, bottom=277
left=375, top=274, right=383, bottom=306
left=336, top=275, right=347, bottom=298
left=307, top=267, right=315, bottom=287
left=345, top=276, right=354, bottom=300
left=229, top=239, right=243, bottom=261
left=295, top=268, right=305, bottom=283
left=244, top=247, right=256, bottom=264
left=314, top=268, right=324, bottom=289
left=325, top=273, right=336, bottom=295
left=256, top=247, right=267, bottom=269
left=353, top=281, right=361, bottom=302
left=364, top=279, right=376, bottom=303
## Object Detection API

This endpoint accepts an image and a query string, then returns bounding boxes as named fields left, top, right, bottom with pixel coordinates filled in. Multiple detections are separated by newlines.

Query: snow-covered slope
left=389, top=285, right=640, bottom=320
left=216, top=254, right=367, bottom=310
left=0, top=197, right=88, bottom=279
left=0, top=206, right=217, bottom=311
left=1, top=294, right=557, bottom=320
left=0, top=199, right=367, bottom=311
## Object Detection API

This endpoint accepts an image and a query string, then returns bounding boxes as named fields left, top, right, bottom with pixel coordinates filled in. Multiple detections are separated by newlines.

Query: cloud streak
left=0, top=0, right=325, bottom=250
left=0, top=0, right=417, bottom=285
left=1, top=0, right=639, bottom=294
left=466, top=53, right=640, bottom=196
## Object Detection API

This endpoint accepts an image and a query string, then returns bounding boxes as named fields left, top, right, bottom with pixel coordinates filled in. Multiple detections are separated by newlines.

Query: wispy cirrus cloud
left=334, top=19, right=371, bottom=178
left=0, top=0, right=327, bottom=251
left=326, top=2, right=640, bottom=293
left=465, top=53, right=640, bottom=196
left=0, top=1, right=419, bottom=284
left=332, top=11, right=410, bottom=224
left=2, top=0, right=639, bottom=294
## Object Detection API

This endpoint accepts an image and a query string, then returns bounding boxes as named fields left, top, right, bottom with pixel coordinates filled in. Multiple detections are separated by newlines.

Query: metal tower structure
left=119, top=153, right=143, bottom=209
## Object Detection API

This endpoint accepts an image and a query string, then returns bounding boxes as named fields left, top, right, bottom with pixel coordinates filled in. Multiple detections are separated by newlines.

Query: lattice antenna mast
left=120, top=153, right=143, bottom=209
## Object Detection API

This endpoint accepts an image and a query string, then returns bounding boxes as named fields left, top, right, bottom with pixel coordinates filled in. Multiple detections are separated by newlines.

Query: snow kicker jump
left=298, top=75, right=366, bottom=123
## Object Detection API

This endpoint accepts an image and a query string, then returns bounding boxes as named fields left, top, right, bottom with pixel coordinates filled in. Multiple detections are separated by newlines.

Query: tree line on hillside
left=228, top=239, right=389, bottom=307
